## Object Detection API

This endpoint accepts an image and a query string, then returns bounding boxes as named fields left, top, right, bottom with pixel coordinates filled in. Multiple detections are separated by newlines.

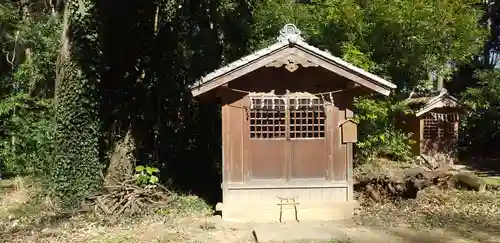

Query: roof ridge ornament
left=277, top=24, right=304, bottom=44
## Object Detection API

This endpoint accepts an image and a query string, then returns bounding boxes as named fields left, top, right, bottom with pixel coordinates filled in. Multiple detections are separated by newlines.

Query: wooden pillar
left=344, top=108, right=355, bottom=201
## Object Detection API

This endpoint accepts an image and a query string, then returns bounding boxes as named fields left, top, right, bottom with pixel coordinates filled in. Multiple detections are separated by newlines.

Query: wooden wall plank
left=222, top=97, right=245, bottom=183
left=332, top=104, right=347, bottom=181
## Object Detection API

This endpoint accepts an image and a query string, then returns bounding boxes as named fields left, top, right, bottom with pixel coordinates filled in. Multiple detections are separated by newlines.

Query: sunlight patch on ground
left=482, top=176, right=500, bottom=186
left=0, top=177, right=31, bottom=220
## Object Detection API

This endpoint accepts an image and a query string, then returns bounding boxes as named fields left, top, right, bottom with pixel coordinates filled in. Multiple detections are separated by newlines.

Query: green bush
left=0, top=94, right=54, bottom=177
left=0, top=13, right=60, bottom=179
left=134, top=165, right=160, bottom=186
left=353, top=96, right=415, bottom=164
left=460, top=69, right=500, bottom=157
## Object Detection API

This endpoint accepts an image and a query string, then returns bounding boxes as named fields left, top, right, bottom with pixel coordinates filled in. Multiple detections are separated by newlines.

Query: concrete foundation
left=216, top=201, right=359, bottom=223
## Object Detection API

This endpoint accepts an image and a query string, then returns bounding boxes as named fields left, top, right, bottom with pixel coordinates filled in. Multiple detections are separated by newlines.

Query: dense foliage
left=0, top=0, right=499, bottom=207
left=0, top=2, right=59, bottom=178
left=249, top=0, right=489, bottom=162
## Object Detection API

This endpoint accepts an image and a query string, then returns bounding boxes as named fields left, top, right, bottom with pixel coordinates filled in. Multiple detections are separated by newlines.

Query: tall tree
left=50, top=1, right=102, bottom=207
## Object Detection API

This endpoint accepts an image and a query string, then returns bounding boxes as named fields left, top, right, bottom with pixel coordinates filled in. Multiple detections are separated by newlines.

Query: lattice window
left=423, top=118, right=439, bottom=139
left=423, top=113, right=458, bottom=139
left=289, top=98, right=325, bottom=139
left=442, top=122, right=457, bottom=137
left=249, top=97, right=286, bottom=139
left=249, top=95, right=325, bottom=140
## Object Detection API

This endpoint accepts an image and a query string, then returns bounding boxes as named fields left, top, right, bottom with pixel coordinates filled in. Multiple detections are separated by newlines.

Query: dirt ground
left=1, top=213, right=494, bottom=243
left=1, top=175, right=500, bottom=243
left=2, top=214, right=498, bottom=243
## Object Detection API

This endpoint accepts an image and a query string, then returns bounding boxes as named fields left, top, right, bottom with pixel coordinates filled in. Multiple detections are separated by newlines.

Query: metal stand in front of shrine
left=277, top=196, right=300, bottom=223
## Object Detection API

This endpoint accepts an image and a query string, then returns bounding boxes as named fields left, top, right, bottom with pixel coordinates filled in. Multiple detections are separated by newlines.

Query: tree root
left=354, top=166, right=488, bottom=203
left=86, top=179, right=175, bottom=218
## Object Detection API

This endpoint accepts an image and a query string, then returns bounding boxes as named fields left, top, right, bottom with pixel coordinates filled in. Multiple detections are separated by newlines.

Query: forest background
left=1, top=0, right=500, bottom=208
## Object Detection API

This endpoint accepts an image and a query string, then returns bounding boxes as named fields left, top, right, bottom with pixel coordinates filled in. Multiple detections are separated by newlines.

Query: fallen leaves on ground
left=354, top=185, right=500, bottom=243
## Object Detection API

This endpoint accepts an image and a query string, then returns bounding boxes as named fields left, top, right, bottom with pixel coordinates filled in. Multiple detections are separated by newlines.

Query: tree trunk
left=355, top=166, right=487, bottom=202
left=105, top=123, right=136, bottom=186
left=55, top=3, right=70, bottom=101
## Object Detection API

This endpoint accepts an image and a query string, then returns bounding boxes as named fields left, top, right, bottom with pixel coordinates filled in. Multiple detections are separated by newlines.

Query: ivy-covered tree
left=49, top=1, right=102, bottom=207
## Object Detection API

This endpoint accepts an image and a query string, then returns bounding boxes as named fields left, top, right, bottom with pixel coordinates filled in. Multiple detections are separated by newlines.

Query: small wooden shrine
left=402, top=88, right=466, bottom=160
left=189, top=24, right=396, bottom=222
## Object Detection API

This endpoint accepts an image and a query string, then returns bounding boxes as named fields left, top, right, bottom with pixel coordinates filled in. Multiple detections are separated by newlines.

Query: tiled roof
left=190, top=41, right=288, bottom=89
left=189, top=24, right=396, bottom=92
left=404, top=89, right=464, bottom=116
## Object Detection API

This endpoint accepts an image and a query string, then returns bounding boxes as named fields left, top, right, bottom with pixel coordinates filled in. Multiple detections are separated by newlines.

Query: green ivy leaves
left=51, top=60, right=101, bottom=208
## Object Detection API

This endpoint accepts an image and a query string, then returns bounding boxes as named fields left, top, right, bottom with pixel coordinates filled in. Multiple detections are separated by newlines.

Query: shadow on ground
left=458, top=157, right=500, bottom=177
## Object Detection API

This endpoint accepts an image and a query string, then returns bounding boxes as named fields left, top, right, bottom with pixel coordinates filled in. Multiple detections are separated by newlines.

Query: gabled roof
left=405, top=89, right=464, bottom=117
left=189, top=24, right=397, bottom=97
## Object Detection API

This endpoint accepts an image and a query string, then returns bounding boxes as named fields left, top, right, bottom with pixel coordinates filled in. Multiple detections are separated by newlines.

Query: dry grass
left=0, top=177, right=35, bottom=220
left=356, top=188, right=500, bottom=227
left=482, top=176, right=500, bottom=186
left=354, top=158, right=413, bottom=180
left=352, top=159, right=500, bottom=243
left=0, top=177, right=215, bottom=243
